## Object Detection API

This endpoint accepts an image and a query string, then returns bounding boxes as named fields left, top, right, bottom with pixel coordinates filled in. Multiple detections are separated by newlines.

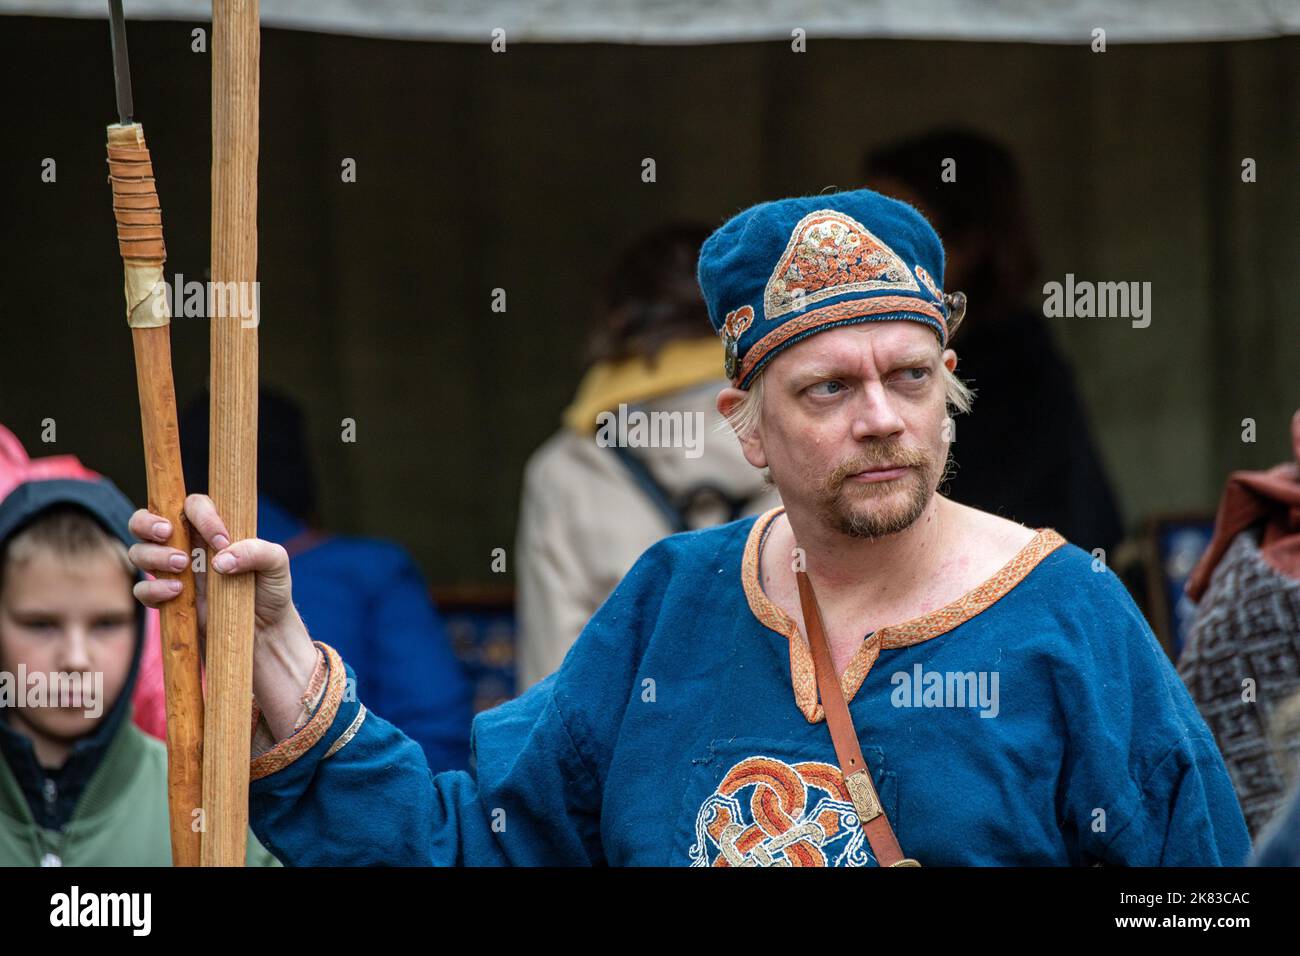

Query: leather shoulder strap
left=796, top=570, right=920, bottom=867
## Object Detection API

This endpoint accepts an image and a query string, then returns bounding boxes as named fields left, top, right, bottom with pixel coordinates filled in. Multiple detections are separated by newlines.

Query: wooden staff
left=104, top=2, right=204, bottom=868
left=204, top=0, right=260, bottom=867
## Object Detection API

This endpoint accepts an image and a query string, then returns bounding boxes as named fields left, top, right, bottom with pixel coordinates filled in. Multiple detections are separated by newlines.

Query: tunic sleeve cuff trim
left=250, top=642, right=347, bottom=782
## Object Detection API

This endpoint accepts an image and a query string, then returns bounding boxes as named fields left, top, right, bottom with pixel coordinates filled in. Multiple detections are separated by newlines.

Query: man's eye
left=808, top=380, right=846, bottom=397
left=898, top=367, right=930, bottom=383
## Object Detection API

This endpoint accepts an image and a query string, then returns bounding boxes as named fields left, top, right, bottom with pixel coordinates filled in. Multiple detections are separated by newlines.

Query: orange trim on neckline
left=741, top=507, right=1067, bottom=723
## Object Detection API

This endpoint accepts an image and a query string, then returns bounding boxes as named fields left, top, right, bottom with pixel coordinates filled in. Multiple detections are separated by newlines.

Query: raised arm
left=128, top=494, right=610, bottom=865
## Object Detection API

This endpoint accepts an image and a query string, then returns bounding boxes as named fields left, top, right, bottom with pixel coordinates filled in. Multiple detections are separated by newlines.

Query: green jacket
left=0, top=715, right=278, bottom=867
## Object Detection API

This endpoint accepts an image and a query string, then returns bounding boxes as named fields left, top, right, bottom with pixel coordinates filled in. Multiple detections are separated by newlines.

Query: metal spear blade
left=108, top=0, right=133, bottom=125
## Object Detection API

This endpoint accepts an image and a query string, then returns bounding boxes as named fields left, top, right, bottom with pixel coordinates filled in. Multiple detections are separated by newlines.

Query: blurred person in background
left=514, top=223, right=781, bottom=691
left=130, top=388, right=474, bottom=774
left=1250, top=686, right=1300, bottom=865
left=1181, top=409, right=1300, bottom=840
left=864, top=129, right=1124, bottom=557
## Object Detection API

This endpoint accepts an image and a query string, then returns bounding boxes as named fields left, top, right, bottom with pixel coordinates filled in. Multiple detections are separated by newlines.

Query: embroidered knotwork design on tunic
left=689, top=755, right=872, bottom=867
left=764, top=210, right=919, bottom=322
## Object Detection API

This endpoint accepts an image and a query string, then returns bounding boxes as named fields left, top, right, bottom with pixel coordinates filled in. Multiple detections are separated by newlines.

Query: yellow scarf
left=563, top=338, right=725, bottom=434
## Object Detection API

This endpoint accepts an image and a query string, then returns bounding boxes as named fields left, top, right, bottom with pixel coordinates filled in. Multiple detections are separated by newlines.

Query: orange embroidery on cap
left=764, top=210, right=919, bottom=321
left=735, top=296, right=946, bottom=387
left=721, top=304, right=754, bottom=341
left=915, top=263, right=943, bottom=301
left=721, top=305, right=756, bottom=378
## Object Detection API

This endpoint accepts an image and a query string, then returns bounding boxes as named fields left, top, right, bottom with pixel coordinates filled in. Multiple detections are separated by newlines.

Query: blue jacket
left=258, top=497, right=472, bottom=773
left=247, top=509, right=1251, bottom=866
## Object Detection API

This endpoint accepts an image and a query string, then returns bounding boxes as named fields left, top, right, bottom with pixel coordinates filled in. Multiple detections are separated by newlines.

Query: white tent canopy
left=4, top=0, right=1298, bottom=44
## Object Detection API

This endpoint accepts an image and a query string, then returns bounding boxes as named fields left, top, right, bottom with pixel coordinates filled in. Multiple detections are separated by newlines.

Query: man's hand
left=128, top=493, right=321, bottom=741
left=129, top=492, right=297, bottom=637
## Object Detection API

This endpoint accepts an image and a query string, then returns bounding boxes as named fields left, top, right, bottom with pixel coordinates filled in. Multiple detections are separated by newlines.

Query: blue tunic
left=248, top=509, right=1251, bottom=866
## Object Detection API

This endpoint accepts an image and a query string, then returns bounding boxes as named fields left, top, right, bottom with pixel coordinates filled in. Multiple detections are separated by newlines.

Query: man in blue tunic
left=127, top=188, right=1251, bottom=866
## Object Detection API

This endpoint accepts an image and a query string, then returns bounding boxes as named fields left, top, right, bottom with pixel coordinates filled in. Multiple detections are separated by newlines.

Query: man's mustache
left=823, top=442, right=933, bottom=489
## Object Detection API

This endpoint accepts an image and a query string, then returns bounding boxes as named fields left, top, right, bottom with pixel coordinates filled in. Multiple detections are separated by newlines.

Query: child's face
left=0, top=546, right=136, bottom=746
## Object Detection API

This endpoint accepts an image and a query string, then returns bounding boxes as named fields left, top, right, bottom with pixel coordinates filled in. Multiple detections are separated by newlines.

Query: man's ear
left=716, top=387, right=768, bottom=470
left=942, top=348, right=958, bottom=373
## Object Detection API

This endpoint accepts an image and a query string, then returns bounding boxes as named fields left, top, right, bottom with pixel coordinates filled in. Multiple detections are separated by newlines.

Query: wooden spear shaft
left=203, top=0, right=260, bottom=867
left=105, top=123, right=205, bottom=868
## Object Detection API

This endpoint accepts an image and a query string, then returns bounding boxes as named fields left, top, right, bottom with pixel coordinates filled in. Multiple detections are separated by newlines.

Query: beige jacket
left=514, top=379, right=779, bottom=691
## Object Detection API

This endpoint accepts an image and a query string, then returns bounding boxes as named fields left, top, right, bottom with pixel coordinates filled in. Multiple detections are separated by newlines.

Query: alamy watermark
left=890, top=664, right=1000, bottom=718
left=1042, top=274, right=1151, bottom=328
left=594, top=403, right=705, bottom=459
left=50, top=886, right=150, bottom=936
left=0, top=667, right=104, bottom=718
left=150, top=272, right=260, bottom=327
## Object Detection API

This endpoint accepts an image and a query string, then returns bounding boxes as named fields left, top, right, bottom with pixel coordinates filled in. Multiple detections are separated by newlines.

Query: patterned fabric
left=696, top=188, right=955, bottom=388
left=1178, top=529, right=1300, bottom=836
left=690, top=755, right=871, bottom=866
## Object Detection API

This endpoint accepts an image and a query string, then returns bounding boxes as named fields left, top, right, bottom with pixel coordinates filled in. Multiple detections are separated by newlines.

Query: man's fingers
left=128, top=542, right=191, bottom=575
left=129, top=508, right=172, bottom=543
left=133, top=577, right=183, bottom=608
left=184, top=493, right=232, bottom=551
left=212, top=538, right=289, bottom=581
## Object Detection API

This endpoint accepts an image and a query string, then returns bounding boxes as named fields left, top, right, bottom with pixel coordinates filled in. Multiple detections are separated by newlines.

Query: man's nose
left=849, top=381, right=906, bottom=441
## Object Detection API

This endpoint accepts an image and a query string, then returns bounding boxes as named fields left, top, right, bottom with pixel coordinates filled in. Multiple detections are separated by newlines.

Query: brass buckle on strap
left=846, top=770, right=923, bottom=867
left=844, top=769, right=882, bottom=824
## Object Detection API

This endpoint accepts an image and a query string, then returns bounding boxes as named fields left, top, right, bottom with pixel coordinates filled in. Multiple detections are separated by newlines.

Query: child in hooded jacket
left=0, top=431, right=276, bottom=866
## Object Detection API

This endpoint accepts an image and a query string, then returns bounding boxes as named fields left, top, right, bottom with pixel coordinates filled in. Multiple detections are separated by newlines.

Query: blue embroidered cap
left=697, top=187, right=965, bottom=389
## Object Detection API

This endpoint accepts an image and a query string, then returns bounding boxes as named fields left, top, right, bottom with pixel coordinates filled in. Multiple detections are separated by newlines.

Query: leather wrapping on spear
left=106, top=122, right=204, bottom=867
left=204, top=0, right=260, bottom=867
